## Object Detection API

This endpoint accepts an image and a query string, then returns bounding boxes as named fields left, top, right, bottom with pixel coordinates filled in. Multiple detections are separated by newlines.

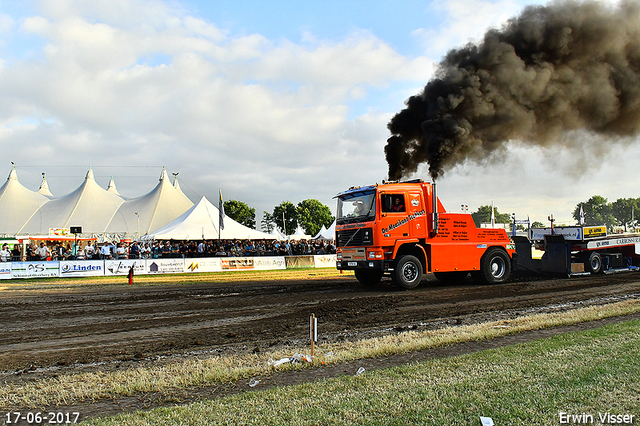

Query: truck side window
left=382, top=194, right=405, bottom=213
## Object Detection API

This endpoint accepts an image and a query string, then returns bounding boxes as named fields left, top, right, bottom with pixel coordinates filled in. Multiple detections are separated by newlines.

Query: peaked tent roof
left=288, top=225, right=312, bottom=240
left=142, top=196, right=275, bottom=241
left=20, top=168, right=125, bottom=234
left=313, top=221, right=335, bottom=240
left=38, top=173, right=54, bottom=197
left=106, top=168, right=194, bottom=237
left=0, top=168, right=50, bottom=234
left=106, top=177, right=120, bottom=195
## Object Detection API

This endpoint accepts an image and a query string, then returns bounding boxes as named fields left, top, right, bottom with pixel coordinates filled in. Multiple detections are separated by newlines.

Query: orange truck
left=334, top=180, right=515, bottom=289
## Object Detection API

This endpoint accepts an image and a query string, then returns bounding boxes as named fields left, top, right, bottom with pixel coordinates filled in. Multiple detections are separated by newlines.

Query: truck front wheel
left=354, top=269, right=383, bottom=287
left=473, top=248, right=511, bottom=284
left=393, top=255, right=423, bottom=289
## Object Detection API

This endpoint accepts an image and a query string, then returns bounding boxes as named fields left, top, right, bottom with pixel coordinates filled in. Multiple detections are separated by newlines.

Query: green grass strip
left=85, top=319, right=640, bottom=426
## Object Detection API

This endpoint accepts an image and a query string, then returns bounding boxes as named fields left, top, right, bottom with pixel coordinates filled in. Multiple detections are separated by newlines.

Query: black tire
left=473, top=247, right=511, bottom=284
left=434, top=271, right=469, bottom=285
left=354, top=269, right=383, bottom=287
left=585, top=252, right=602, bottom=274
left=392, top=255, right=423, bottom=289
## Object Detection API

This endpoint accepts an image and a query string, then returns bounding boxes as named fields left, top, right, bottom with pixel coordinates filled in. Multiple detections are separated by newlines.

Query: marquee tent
left=312, top=221, right=335, bottom=240
left=105, top=169, right=194, bottom=238
left=20, top=168, right=125, bottom=235
left=0, top=168, right=50, bottom=234
left=141, top=196, right=276, bottom=241
left=0, top=166, right=194, bottom=239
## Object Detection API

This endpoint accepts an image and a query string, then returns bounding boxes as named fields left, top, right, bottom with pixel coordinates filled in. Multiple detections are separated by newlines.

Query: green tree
left=471, top=205, right=511, bottom=227
left=261, top=211, right=275, bottom=234
left=531, top=221, right=544, bottom=228
left=296, top=199, right=335, bottom=236
left=572, top=195, right=616, bottom=228
left=223, top=200, right=256, bottom=229
left=610, top=198, right=640, bottom=231
left=272, top=202, right=298, bottom=236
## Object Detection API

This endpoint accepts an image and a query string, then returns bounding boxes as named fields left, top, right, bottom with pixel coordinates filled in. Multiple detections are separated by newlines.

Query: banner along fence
left=0, top=255, right=336, bottom=280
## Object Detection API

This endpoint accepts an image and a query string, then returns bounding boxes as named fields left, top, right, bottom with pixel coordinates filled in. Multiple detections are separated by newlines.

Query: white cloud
left=0, top=0, right=432, bottom=220
left=412, top=0, right=544, bottom=59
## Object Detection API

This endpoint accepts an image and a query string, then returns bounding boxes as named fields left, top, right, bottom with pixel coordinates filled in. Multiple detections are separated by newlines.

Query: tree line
left=225, top=194, right=638, bottom=237
left=223, top=199, right=335, bottom=237
left=571, top=196, right=639, bottom=231
left=471, top=196, right=639, bottom=231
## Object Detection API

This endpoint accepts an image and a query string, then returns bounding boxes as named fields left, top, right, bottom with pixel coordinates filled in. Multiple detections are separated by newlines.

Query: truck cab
left=335, top=180, right=515, bottom=289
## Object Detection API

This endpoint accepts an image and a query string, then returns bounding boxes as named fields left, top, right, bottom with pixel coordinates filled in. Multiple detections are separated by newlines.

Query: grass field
left=82, top=318, right=640, bottom=425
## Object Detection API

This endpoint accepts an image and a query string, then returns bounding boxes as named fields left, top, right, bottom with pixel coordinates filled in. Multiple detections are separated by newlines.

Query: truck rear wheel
left=354, top=269, right=383, bottom=287
left=393, top=255, right=423, bottom=289
left=473, top=247, right=511, bottom=284
left=585, top=252, right=602, bottom=274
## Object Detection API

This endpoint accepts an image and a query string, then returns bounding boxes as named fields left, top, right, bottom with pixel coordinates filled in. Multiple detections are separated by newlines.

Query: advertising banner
left=49, top=228, right=70, bottom=237
left=584, top=226, right=607, bottom=238
left=221, top=257, right=254, bottom=270
left=146, top=258, right=185, bottom=274
left=183, top=258, right=222, bottom=273
left=12, top=261, right=59, bottom=279
left=285, top=256, right=315, bottom=269
left=60, top=260, right=105, bottom=277
left=314, top=254, right=337, bottom=268
left=104, top=259, right=146, bottom=276
left=0, top=264, right=11, bottom=279
left=530, top=227, right=583, bottom=241
left=253, top=256, right=286, bottom=270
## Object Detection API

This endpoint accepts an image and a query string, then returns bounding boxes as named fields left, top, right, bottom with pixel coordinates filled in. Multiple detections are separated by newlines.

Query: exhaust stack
left=432, top=182, right=439, bottom=236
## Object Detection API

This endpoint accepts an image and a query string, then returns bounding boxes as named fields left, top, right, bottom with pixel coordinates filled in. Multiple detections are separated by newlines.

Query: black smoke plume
left=386, top=0, right=640, bottom=181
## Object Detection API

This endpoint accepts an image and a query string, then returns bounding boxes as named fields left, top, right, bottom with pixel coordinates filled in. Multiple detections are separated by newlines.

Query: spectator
left=161, top=241, right=171, bottom=258
left=141, top=243, right=151, bottom=259
left=11, top=244, right=22, bottom=261
left=85, top=241, right=96, bottom=259
left=76, top=244, right=86, bottom=260
left=129, top=241, right=140, bottom=259
left=26, top=243, right=36, bottom=261
left=100, top=242, right=112, bottom=259
left=0, top=244, right=11, bottom=262
left=115, top=242, right=127, bottom=259
left=36, top=242, right=50, bottom=260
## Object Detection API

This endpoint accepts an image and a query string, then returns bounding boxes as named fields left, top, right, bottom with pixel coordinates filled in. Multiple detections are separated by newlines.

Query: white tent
left=313, top=221, right=335, bottom=240
left=142, top=196, right=275, bottom=241
left=288, top=225, right=312, bottom=240
left=0, top=168, right=50, bottom=234
left=20, top=168, right=126, bottom=235
left=106, top=168, right=194, bottom=237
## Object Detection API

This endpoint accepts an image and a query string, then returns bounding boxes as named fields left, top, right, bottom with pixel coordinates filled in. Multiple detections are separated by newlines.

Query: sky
left=1, top=0, right=637, bottom=229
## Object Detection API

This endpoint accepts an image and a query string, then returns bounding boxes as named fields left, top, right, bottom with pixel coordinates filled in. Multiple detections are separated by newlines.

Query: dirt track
left=1, top=271, right=640, bottom=374
left=1, top=271, right=640, bottom=421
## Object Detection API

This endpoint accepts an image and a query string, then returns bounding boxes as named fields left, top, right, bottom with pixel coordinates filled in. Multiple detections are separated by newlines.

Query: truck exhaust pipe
left=432, top=182, right=439, bottom=235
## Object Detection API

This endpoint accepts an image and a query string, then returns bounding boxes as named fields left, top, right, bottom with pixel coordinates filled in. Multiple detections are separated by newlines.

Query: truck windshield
left=336, top=191, right=376, bottom=224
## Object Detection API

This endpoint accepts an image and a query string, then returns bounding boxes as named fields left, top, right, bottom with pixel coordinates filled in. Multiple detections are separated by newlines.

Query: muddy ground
left=1, top=271, right=640, bottom=422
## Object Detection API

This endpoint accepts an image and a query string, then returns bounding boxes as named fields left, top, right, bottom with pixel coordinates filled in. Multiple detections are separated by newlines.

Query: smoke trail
left=386, top=0, right=640, bottom=181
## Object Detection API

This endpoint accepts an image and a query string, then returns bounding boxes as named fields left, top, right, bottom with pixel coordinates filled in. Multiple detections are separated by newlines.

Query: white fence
left=0, top=255, right=336, bottom=280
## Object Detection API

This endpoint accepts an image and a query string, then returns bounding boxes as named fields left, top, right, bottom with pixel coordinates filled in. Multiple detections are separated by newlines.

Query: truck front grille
left=336, top=227, right=373, bottom=247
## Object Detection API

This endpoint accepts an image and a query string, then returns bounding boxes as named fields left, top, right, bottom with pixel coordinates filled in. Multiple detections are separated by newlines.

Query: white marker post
left=310, top=314, right=318, bottom=357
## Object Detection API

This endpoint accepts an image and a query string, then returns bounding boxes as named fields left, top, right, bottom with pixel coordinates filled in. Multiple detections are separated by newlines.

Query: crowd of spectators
left=1, top=238, right=336, bottom=261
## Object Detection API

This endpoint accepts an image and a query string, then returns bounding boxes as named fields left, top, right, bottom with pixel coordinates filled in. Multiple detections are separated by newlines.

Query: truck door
left=406, top=190, right=426, bottom=237
left=380, top=192, right=410, bottom=240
